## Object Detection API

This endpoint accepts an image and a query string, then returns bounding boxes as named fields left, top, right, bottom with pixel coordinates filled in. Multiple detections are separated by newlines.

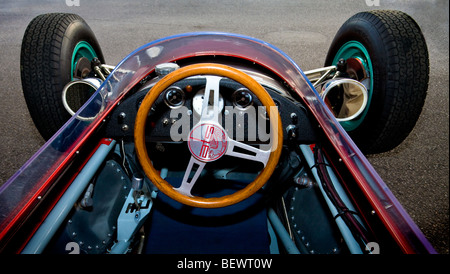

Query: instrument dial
left=232, top=88, right=253, bottom=110
left=164, top=86, right=185, bottom=108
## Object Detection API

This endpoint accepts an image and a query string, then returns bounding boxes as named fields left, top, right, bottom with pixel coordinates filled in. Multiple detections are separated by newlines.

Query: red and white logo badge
left=188, top=123, right=228, bottom=162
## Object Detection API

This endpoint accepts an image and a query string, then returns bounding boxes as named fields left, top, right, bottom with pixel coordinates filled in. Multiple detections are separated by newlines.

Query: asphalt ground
left=0, top=0, right=448, bottom=254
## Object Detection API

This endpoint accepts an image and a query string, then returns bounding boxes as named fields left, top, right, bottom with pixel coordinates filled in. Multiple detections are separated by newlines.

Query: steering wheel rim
left=134, top=63, right=283, bottom=208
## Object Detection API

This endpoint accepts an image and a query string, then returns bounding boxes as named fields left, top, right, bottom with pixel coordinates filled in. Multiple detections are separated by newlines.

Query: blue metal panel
left=22, top=139, right=116, bottom=254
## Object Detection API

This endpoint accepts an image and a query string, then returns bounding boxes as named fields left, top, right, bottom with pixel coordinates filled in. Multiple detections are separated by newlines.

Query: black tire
left=325, top=10, right=429, bottom=154
left=21, top=13, right=104, bottom=140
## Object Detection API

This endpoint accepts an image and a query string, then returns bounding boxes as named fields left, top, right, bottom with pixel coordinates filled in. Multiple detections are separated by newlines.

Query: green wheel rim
left=332, top=41, right=373, bottom=131
left=71, top=41, right=98, bottom=80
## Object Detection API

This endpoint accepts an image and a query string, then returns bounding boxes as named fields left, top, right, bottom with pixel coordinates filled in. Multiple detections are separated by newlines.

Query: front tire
left=21, top=13, right=104, bottom=140
left=325, top=10, right=429, bottom=154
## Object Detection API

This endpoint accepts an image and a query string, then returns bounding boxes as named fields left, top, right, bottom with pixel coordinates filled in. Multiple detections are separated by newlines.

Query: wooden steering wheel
left=134, top=63, right=283, bottom=208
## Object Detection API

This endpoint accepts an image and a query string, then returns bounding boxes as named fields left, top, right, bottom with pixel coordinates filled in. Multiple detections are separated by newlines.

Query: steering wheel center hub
left=188, top=123, right=228, bottom=162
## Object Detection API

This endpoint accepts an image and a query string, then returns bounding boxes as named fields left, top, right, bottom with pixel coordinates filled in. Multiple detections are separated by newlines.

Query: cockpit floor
left=144, top=177, right=270, bottom=254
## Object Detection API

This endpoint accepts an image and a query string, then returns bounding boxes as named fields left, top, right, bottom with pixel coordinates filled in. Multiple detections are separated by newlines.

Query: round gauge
left=164, top=86, right=185, bottom=108
left=232, top=88, right=253, bottom=110
left=192, top=88, right=224, bottom=117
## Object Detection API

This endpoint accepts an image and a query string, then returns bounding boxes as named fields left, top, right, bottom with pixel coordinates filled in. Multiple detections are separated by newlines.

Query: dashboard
left=105, top=67, right=317, bottom=148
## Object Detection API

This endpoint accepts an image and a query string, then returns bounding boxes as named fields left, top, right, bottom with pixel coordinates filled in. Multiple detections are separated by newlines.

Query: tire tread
left=325, top=10, right=429, bottom=153
left=20, top=13, right=102, bottom=140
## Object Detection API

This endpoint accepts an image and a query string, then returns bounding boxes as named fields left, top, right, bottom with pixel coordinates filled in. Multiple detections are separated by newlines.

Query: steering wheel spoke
left=200, top=75, right=222, bottom=123
left=225, top=139, right=271, bottom=167
left=174, top=156, right=206, bottom=197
